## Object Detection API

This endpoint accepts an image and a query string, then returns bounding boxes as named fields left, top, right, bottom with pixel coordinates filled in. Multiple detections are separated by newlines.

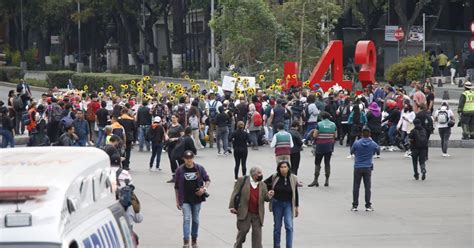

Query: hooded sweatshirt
left=351, top=137, right=380, bottom=168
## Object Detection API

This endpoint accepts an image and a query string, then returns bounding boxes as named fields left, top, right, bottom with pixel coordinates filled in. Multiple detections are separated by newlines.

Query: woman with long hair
left=347, top=104, right=367, bottom=158
left=264, top=161, right=300, bottom=248
left=229, top=121, right=250, bottom=180
left=397, top=102, right=416, bottom=157
left=367, top=102, right=382, bottom=158
left=166, top=113, right=184, bottom=183
left=187, top=103, right=204, bottom=149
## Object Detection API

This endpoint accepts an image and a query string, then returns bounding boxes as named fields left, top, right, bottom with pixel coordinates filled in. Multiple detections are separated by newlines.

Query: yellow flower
left=184, top=75, right=190, bottom=80
left=259, top=75, right=265, bottom=81
left=276, top=86, right=283, bottom=91
left=124, top=93, right=130, bottom=99
left=106, top=90, right=111, bottom=95
left=98, top=92, right=104, bottom=97
left=174, top=84, right=181, bottom=91
left=190, top=79, right=195, bottom=84
left=276, top=79, right=282, bottom=84
left=232, top=73, right=238, bottom=78
left=270, top=85, right=275, bottom=90
left=243, top=81, right=249, bottom=88
left=247, top=88, right=256, bottom=95
left=192, top=84, right=200, bottom=92
left=83, top=85, right=89, bottom=91
left=137, top=82, right=143, bottom=88
left=237, top=77, right=241, bottom=82
left=137, top=87, right=143, bottom=93
left=200, top=95, right=205, bottom=101
left=123, top=84, right=129, bottom=90
left=236, top=89, right=242, bottom=95
left=131, top=80, right=136, bottom=85
left=169, top=96, right=175, bottom=102
left=143, top=76, right=151, bottom=81
left=304, top=80, right=311, bottom=87
left=148, top=88, right=154, bottom=93
left=167, top=83, right=174, bottom=89
left=145, top=94, right=152, bottom=100
left=210, top=82, right=217, bottom=88
left=107, top=85, right=114, bottom=91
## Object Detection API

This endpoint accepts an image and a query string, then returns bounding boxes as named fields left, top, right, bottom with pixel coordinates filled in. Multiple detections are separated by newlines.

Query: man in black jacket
left=288, top=122, right=303, bottom=175
left=171, top=127, right=197, bottom=164
left=136, top=100, right=152, bottom=152
left=119, top=108, right=136, bottom=170
left=409, top=119, right=429, bottom=181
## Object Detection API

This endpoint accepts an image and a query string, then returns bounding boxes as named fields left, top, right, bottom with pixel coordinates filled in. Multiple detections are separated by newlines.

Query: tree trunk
left=394, top=0, right=428, bottom=56
left=164, top=7, right=173, bottom=76
left=171, top=0, right=185, bottom=71
left=200, top=3, right=211, bottom=78
left=116, top=0, right=140, bottom=70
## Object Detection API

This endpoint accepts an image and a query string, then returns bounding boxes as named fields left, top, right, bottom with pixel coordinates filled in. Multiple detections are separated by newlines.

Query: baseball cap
left=183, top=150, right=195, bottom=159
left=153, top=116, right=161, bottom=123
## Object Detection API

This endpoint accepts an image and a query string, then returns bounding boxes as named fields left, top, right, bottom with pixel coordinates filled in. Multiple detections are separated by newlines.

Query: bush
left=0, top=66, right=25, bottom=82
left=71, top=73, right=143, bottom=91
left=46, top=70, right=75, bottom=88
left=386, top=53, right=432, bottom=85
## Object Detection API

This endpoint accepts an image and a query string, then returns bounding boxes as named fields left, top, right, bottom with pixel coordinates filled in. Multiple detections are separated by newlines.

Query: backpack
left=176, top=104, right=186, bottom=125
left=22, top=111, right=31, bottom=126
left=424, top=113, right=434, bottom=133
left=115, top=168, right=135, bottom=210
left=208, top=101, right=218, bottom=121
left=253, top=111, right=263, bottom=127
left=49, top=104, right=63, bottom=122
left=86, top=102, right=96, bottom=122
left=437, top=109, right=449, bottom=125
left=340, top=105, right=350, bottom=122
left=412, top=128, right=428, bottom=149
left=189, top=115, right=199, bottom=130
left=13, top=95, right=24, bottom=111
left=61, top=112, right=74, bottom=128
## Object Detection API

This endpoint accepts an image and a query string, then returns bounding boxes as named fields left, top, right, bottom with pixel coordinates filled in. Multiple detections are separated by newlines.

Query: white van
left=0, top=147, right=135, bottom=248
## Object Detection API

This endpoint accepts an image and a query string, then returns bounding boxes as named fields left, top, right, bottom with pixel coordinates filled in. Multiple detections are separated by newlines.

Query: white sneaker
left=346, top=154, right=354, bottom=159
left=404, top=151, right=412, bottom=158
left=387, top=146, right=394, bottom=152
left=373, top=155, right=380, bottom=159
left=442, top=153, right=450, bottom=157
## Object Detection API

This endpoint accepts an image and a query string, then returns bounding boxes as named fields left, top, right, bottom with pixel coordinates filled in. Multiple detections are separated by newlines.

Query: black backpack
left=13, top=95, right=24, bottom=111
left=412, top=128, right=428, bottom=149
left=116, top=168, right=134, bottom=210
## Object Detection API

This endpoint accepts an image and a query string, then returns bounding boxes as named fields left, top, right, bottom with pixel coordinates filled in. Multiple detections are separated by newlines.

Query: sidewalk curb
left=0, top=81, right=49, bottom=92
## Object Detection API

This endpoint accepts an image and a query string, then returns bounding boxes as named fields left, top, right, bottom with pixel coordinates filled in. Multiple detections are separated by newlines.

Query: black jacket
left=229, top=129, right=250, bottom=152
left=146, top=124, right=165, bottom=144
left=119, top=115, right=137, bottom=142
left=137, top=106, right=152, bottom=126
left=171, top=136, right=197, bottom=160
left=288, top=129, right=303, bottom=154
left=215, top=112, right=230, bottom=128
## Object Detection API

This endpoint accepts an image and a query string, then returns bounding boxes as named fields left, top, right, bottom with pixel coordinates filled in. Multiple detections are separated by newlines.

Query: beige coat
left=229, top=177, right=270, bottom=225
left=268, top=173, right=298, bottom=216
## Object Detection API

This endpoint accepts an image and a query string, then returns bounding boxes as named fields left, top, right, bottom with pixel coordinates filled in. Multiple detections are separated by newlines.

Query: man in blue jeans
left=136, top=100, right=152, bottom=151
left=95, top=101, right=109, bottom=148
left=350, top=127, right=380, bottom=212
left=175, top=150, right=211, bottom=248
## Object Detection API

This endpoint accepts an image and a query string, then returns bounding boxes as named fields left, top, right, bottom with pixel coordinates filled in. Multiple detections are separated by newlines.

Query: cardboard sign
left=222, top=76, right=236, bottom=92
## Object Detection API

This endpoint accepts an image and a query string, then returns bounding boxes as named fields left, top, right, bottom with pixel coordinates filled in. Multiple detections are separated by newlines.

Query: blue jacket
left=351, top=138, right=380, bottom=168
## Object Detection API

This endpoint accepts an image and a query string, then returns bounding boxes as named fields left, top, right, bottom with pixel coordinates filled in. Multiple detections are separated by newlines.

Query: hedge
left=386, top=53, right=432, bottom=85
left=46, top=70, right=75, bottom=88
left=71, top=73, right=143, bottom=91
left=0, top=66, right=25, bottom=82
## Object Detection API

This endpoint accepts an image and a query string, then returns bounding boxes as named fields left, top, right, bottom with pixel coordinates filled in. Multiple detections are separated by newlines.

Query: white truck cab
left=0, top=147, right=135, bottom=248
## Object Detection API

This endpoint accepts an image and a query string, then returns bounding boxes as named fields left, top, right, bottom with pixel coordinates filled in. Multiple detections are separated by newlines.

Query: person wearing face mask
left=229, top=166, right=274, bottom=248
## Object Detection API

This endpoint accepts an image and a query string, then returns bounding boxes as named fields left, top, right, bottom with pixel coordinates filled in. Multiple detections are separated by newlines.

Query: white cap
left=153, top=116, right=161, bottom=123
left=117, top=169, right=133, bottom=188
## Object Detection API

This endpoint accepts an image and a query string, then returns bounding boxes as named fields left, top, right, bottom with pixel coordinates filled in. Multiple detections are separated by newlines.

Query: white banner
left=408, top=26, right=424, bottom=42
left=222, top=76, right=236, bottom=92
left=384, top=26, right=398, bottom=42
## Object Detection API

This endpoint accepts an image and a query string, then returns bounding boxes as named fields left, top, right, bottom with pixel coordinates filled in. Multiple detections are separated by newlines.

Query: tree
left=345, top=0, right=387, bottom=39
left=393, top=0, right=429, bottom=56
left=210, top=0, right=278, bottom=72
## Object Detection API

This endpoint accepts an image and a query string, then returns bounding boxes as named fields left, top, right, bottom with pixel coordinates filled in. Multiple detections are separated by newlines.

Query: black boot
left=166, top=175, right=175, bottom=183
left=308, top=175, right=319, bottom=187
left=324, top=176, right=329, bottom=187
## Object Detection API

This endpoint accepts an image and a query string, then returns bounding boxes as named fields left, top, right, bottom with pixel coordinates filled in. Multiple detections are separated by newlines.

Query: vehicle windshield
left=0, top=243, right=61, bottom=248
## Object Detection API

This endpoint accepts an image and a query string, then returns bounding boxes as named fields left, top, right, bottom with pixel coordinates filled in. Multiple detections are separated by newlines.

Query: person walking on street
left=302, top=94, right=319, bottom=144
left=288, top=122, right=303, bottom=175
left=174, top=150, right=211, bottom=248
left=347, top=104, right=367, bottom=158
left=147, top=116, right=167, bottom=171
left=215, top=106, right=230, bottom=155
left=409, top=119, right=429, bottom=180
left=366, top=102, right=382, bottom=158
left=247, top=103, right=263, bottom=150
left=434, top=102, right=455, bottom=157
left=72, top=111, right=90, bottom=146
left=136, top=100, right=152, bottom=152
left=350, top=127, right=380, bottom=212
left=449, top=55, right=459, bottom=85
left=271, top=123, right=294, bottom=163
left=119, top=108, right=136, bottom=170
left=188, top=103, right=204, bottom=150
left=264, top=161, right=299, bottom=248
left=229, top=166, right=274, bottom=248
left=458, top=81, right=474, bottom=139
left=308, top=111, right=336, bottom=187
left=206, top=93, right=222, bottom=148
left=229, top=121, right=250, bottom=180
left=167, top=114, right=185, bottom=183
left=0, top=106, right=15, bottom=148
left=95, top=101, right=109, bottom=148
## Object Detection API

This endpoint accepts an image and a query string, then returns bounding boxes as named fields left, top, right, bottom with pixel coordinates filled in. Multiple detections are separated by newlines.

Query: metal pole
left=20, top=0, right=24, bottom=58
left=423, top=13, right=426, bottom=82
left=397, top=40, right=400, bottom=62
left=298, top=1, right=306, bottom=76
left=210, top=0, right=215, bottom=69
left=77, top=0, right=81, bottom=63
left=387, top=0, right=390, bottom=25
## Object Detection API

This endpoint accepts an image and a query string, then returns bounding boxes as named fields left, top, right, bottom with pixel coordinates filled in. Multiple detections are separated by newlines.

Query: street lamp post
left=20, top=0, right=27, bottom=71
left=422, top=14, right=437, bottom=83
left=76, top=0, right=84, bottom=72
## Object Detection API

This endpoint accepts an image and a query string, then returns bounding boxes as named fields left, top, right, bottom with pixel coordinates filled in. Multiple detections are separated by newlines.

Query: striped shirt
left=314, top=119, right=336, bottom=154
left=271, top=130, right=294, bottom=156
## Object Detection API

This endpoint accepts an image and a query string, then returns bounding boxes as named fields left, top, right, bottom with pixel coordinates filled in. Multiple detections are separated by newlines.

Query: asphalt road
left=129, top=145, right=473, bottom=248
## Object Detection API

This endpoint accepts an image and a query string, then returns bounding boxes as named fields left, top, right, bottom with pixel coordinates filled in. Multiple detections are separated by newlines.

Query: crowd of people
left=0, top=76, right=473, bottom=248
